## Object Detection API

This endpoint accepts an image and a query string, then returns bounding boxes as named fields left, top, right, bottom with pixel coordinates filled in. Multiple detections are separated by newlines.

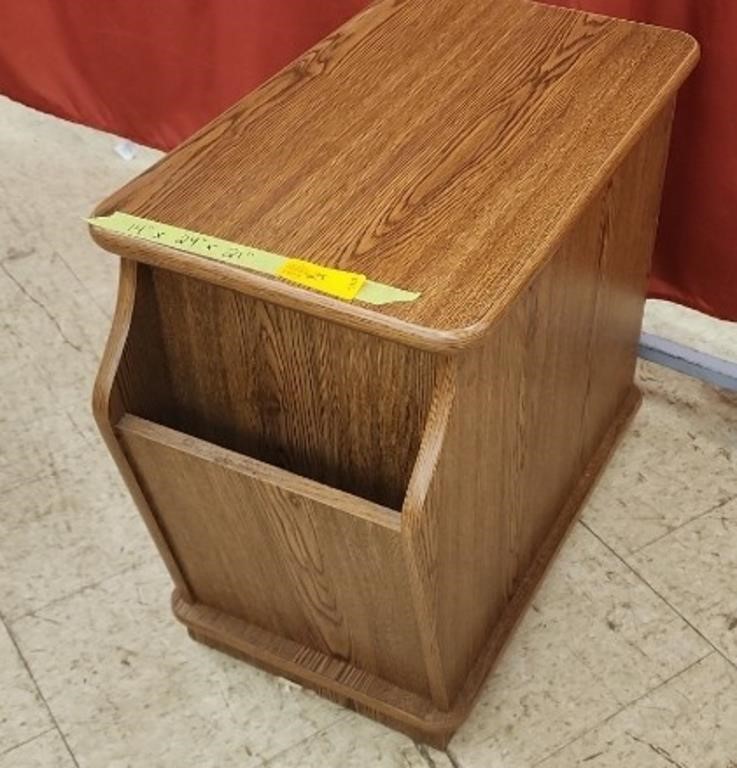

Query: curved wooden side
left=400, top=357, right=458, bottom=711
left=92, top=259, right=194, bottom=601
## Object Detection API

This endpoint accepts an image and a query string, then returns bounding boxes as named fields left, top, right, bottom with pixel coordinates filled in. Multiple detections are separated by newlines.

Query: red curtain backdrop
left=1, top=1, right=734, bottom=320
left=0, top=0, right=368, bottom=150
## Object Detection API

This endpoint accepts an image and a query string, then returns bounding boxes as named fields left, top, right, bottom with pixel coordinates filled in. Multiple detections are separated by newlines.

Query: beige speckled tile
left=0, top=409, right=88, bottom=496
left=1, top=248, right=110, bottom=361
left=0, top=270, right=100, bottom=491
left=0, top=95, right=161, bottom=313
left=0, top=334, right=102, bottom=495
left=0, top=443, right=153, bottom=621
left=0, top=253, right=102, bottom=394
left=628, top=497, right=737, bottom=667
left=0, top=622, right=51, bottom=749
left=0, top=99, right=159, bottom=496
left=0, top=730, right=74, bottom=768
left=263, top=715, right=455, bottom=768
left=449, top=524, right=709, bottom=767
left=582, top=361, right=737, bottom=556
left=644, top=299, right=737, bottom=363
left=0, top=134, right=150, bottom=618
left=11, top=560, right=346, bottom=768
left=537, top=652, right=737, bottom=767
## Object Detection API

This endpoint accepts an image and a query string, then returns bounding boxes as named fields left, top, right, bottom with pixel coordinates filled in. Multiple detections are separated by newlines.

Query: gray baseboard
left=639, top=332, right=737, bottom=392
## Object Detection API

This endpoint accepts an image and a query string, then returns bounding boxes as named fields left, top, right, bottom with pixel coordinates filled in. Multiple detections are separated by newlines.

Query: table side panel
left=118, top=416, right=432, bottom=698
left=409, top=101, right=676, bottom=699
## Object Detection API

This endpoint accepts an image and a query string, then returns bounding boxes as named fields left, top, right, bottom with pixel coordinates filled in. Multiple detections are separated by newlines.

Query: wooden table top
left=92, top=0, right=697, bottom=350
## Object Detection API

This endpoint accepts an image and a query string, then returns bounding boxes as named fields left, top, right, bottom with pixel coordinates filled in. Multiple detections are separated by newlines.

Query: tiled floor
left=1, top=96, right=736, bottom=767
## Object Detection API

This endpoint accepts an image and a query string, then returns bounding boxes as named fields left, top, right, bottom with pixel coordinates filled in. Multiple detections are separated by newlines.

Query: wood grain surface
left=174, top=383, right=641, bottom=749
left=92, top=260, right=194, bottom=601
left=89, top=0, right=697, bottom=746
left=118, top=415, right=431, bottom=697
left=402, top=104, right=675, bottom=701
left=91, top=0, right=696, bottom=349
left=107, top=261, right=437, bottom=510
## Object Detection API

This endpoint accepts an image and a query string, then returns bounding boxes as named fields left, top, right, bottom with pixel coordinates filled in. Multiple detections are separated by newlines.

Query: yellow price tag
left=277, top=258, right=366, bottom=301
left=88, top=213, right=420, bottom=305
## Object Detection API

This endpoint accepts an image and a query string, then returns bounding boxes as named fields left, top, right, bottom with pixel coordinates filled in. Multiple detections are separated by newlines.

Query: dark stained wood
left=90, top=0, right=697, bottom=350
left=89, top=0, right=697, bottom=747
left=145, top=269, right=436, bottom=510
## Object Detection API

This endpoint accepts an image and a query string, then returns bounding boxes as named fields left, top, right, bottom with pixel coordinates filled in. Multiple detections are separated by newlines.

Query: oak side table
left=89, top=0, right=697, bottom=747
